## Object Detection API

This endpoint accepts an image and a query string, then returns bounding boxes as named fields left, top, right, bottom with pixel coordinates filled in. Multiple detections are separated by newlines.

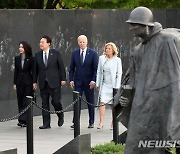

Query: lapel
left=23, top=56, right=30, bottom=70
left=40, top=50, right=53, bottom=68
left=47, top=49, right=53, bottom=67
left=18, top=55, right=30, bottom=70
left=101, top=56, right=116, bottom=75
left=22, top=58, right=27, bottom=70
left=101, top=55, right=107, bottom=69
left=83, top=48, right=90, bottom=65
left=77, top=49, right=82, bottom=65
left=39, top=51, right=46, bottom=67
left=17, top=55, right=23, bottom=70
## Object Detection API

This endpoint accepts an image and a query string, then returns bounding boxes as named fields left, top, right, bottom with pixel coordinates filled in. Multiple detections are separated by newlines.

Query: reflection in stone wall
left=0, top=9, right=179, bottom=119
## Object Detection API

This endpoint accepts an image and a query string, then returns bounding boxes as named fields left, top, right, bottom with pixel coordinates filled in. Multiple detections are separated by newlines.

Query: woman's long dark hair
left=19, top=41, right=32, bottom=57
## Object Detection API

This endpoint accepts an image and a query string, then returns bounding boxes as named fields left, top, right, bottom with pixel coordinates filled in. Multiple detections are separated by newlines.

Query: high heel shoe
left=97, top=124, right=104, bottom=129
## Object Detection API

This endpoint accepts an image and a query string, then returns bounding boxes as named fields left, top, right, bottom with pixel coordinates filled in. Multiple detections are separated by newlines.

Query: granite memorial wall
left=0, top=9, right=179, bottom=119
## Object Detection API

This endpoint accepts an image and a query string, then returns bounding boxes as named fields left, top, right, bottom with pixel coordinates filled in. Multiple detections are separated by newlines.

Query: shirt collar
left=80, top=47, right=87, bottom=54
left=43, top=48, right=50, bottom=55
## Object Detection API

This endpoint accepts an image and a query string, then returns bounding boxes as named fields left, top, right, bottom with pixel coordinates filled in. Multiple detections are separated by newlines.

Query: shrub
left=91, top=142, right=125, bottom=154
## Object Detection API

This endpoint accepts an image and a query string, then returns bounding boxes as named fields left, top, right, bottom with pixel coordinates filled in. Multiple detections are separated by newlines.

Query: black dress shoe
left=39, top=125, right=51, bottom=129
left=58, top=118, right=64, bottom=127
left=21, top=124, right=27, bottom=127
left=17, top=123, right=26, bottom=127
left=88, top=124, right=94, bottom=128
left=70, top=124, right=74, bottom=128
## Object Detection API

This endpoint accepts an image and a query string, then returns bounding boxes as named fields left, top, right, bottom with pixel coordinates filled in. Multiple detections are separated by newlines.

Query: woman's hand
left=61, top=81, right=66, bottom=86
left=33, top=83, right=37, bottom=90
left=70, top=81, right=74, bottom=89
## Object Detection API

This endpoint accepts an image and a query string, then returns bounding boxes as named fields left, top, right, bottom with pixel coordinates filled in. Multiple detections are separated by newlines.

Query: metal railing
left=0, top=87, right=126, bottom=153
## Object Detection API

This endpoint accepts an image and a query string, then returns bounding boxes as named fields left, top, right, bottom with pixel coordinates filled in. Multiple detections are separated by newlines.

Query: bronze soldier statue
left=116, top=6, right=180, bottom=154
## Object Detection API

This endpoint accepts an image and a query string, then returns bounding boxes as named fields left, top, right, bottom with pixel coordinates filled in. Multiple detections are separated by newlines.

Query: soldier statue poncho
left=118, top=7, right=180, bottom=154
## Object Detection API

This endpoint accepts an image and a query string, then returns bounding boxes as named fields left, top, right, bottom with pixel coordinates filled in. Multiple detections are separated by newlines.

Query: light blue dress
left=99, top=58, right=113, bottom=104
left=96, top=55, right=122, bottom=105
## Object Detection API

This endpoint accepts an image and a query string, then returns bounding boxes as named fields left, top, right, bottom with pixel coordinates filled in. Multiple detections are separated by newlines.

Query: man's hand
left=119, top=96, right=129, bottom=107
left=61, top=81, right=66, bottom=86
left=33, top=83, right=37, bottom=90
left=70, top=81, right=74, bottom=89
left=89, top=81, right=95, bottom=89
left=13, top=84, right=16, bottom=91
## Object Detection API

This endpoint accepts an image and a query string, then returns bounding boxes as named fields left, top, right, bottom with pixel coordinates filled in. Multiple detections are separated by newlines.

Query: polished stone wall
left=0, top=9, right=179, bottom=119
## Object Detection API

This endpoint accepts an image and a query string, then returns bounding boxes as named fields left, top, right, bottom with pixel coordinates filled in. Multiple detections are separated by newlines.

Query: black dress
left=14, top=54, right=34, bottom=125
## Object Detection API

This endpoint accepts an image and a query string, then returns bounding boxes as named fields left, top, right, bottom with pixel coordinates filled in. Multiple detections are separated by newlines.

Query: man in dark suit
left=69, top=35, right=98, bottom=128
left=33, top=35, right=66, bottom=129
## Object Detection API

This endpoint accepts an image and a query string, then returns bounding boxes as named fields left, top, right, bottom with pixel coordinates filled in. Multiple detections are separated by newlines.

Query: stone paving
left=0, top=109, right=126, bottom=154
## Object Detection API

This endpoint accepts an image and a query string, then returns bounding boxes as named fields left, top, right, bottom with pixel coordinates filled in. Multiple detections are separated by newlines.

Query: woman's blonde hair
left=103, top=42, right=118, bottom=56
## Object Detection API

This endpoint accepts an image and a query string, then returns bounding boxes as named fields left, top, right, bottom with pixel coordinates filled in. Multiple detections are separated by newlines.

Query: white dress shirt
left=80, top=47, right=87, bottom=63
left=43, top=49, right=49, bottom=64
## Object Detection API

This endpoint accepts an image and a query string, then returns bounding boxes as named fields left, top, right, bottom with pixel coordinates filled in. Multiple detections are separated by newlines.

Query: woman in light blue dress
left=96, top=42, right=122, bottom=129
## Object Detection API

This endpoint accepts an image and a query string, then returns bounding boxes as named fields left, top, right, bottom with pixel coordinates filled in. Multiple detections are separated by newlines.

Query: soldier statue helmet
left=126, top=6, right=154, bottom=26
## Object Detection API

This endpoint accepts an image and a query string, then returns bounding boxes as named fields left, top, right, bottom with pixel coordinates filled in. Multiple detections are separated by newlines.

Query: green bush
left=91, top=142, right=177, bottom=154
left=91, top=142, right=125, bottom=154
left=172, top=148, right=176, bottom=154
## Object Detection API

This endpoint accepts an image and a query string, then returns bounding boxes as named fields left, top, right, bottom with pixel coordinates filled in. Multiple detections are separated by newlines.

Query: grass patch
left=172, top=147, right=176, bottom=154
left=91, top=142, right=125, bottom=154
left=91, top=142, right=177, bottom=154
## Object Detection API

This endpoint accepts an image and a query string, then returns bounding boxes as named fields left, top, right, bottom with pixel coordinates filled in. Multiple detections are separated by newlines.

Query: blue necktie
left=44, top=53, right=47, bottom=67
left=80, top=51, right=84, bottom=65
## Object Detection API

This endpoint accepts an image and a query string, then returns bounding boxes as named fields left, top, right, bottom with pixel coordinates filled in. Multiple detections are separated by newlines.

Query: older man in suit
left=33, top=35, right=66, bottom=129
left=69, top=35, right=98, bottom=128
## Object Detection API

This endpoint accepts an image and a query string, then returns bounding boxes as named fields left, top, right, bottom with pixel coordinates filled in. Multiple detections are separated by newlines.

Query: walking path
left=0, top=109, right=126, bottom=154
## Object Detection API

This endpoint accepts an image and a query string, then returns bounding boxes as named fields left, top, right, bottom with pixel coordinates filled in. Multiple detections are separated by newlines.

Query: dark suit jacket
left=14, top=55, right=34, bottom=86
left=33, top=49, right=66, bottom=90
left=69, top=48, right=98, bottom=87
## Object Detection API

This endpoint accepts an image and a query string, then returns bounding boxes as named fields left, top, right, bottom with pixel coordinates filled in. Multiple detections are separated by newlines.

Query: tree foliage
left=0, top=0, right=179, bottom=9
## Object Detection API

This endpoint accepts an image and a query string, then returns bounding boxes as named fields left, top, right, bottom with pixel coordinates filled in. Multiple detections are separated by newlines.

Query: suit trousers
left=16, top=84, right=33, bottom=124
left=40, top=81, right=63, bottom=126
left=73, top=83, right=95, bottom=125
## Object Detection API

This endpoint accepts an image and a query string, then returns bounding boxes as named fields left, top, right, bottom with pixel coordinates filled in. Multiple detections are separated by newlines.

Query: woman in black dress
left=13, top=41, right=34, bottom=127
